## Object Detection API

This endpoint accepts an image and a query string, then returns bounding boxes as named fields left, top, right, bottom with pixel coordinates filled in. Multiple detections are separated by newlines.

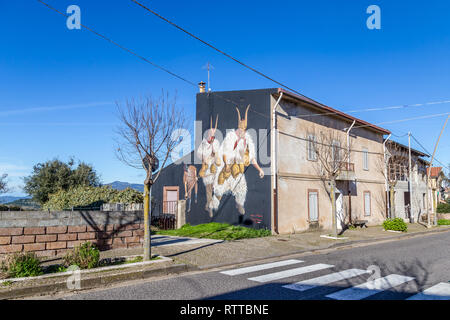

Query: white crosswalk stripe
left=248, top=263, right=334, bottom=283
left=326, top=274, right=415, bottom=300
left=282, top=268, right=371, bottom=292
left=406, top=283, right=450, bottom=300
left=220, top=260, right=447, bottom=300
left=220, top=259, right=303, bottom=276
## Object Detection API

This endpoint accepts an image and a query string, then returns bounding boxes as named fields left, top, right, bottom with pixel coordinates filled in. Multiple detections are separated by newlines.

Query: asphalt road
left=57, top=230, right=450, bottom=300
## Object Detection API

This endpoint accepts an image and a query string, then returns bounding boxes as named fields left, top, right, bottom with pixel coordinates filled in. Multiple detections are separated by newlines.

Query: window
left=423, top=193, right=426, bottom=209
left=332, top=140, right=341, bottom=162
left=307, top=135, right=317, bottom=161
left=364, top=191, right=371, bottom=216
left=308, top=190, right=319, bottom=222
left=362, top=148, right=369, bottom=170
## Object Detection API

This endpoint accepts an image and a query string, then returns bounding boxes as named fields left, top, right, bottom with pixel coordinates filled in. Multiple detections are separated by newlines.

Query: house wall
left=152, top=89, right=275, bottom=230
left=0, top=210, right=144, bottom=259
left=275, top=97, right=387, bottom=234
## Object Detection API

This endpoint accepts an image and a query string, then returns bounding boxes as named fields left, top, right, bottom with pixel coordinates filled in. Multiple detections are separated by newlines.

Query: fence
left=151, top=201, right=178, bottom=230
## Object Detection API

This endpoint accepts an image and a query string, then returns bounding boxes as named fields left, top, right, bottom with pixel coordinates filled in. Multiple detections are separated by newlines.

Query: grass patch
left=154, top=222, right=272, bottom=240
left=438, top=219, right=450, bottom=225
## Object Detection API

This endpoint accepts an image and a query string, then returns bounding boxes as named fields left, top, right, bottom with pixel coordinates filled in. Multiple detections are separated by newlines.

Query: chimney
left=198, top=81, right=206, bottom=93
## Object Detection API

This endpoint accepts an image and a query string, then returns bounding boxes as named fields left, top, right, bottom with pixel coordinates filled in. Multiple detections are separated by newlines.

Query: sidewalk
left=2, top=223, right=449, bottom=299
left=148, top=223, right=450, bottom=269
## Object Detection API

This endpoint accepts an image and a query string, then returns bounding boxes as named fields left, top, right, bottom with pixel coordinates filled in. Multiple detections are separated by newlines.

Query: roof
left=276, top=88, right=391, bottom=135
left=386, top=140, right=430, bottom=157
left=427, top=167, right=443, bottom=177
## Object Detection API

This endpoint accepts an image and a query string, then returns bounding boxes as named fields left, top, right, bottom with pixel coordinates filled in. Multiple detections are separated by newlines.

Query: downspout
left=346, top=120, right=356, bottom=224
left=383, top=134, right=391, bottom=218
left=272, top=92, right=283, bottom=234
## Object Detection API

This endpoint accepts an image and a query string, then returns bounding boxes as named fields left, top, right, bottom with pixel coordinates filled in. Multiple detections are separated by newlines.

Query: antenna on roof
left=202, top=62, right=214, bottom=92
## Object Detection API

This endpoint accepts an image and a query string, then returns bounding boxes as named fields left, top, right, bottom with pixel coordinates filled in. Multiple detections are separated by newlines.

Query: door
left=336, top=191, right=344, bottom=230
left=163, top=186, right=179, bottom=214
left=404, top=191, right=411, bottom=220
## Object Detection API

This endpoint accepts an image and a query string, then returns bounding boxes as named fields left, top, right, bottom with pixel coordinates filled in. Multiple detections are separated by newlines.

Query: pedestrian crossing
left=220, top=259, right=450, bottom=300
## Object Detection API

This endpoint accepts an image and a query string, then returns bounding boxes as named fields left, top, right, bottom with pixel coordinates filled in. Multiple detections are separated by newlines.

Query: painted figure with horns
left=210, top=105, right=264, bottom=221
left=196, top=115, right=221, bottom=217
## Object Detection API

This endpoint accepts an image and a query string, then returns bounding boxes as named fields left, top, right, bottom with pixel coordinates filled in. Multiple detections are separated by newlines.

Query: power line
left=411, top=134, right=449, bottom=170
left=129, top=0, right=310, bottom=99
left=36, top=0, right=197, bottom=87
left=352, top=112, right=450, bottom=130
left=37, top=0, right=450, bottom=139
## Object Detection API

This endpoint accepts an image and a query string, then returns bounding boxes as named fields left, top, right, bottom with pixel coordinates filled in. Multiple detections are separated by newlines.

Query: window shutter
left=309, top=191, right=318, bottom=221
left=364, top=192, right=371, bottom=216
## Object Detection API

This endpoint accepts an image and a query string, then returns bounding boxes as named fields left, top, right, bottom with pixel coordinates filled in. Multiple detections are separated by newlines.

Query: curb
left=2, top=226, right=448, bottom=299
left=196, top=226, right=450, bottom=271
left=0, top=262, right=199, bottom=300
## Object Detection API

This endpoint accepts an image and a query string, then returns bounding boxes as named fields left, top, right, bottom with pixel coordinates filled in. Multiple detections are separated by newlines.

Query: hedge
left=383, top=218, right=408, bottom=232
left=43, top=186, right=143, bottom=210
left=437, top=203, right=450, bottom=213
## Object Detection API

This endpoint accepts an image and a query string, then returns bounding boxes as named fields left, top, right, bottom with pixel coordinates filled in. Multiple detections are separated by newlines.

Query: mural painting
left=183, top=164, right=198, bottom=212
left=194, top=105, right=265, bottom=223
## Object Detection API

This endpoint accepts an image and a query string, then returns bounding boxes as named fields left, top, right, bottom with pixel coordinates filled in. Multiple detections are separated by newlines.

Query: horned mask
left=236, top=104, right=250, bottom=130
left=210, top=114, right=218, bottom=137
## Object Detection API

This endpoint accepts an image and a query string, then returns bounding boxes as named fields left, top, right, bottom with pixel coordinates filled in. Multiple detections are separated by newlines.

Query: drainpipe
left=383, top=134, right=392, bottom=218
left=346, top=120, right=355, bottom=224
left=272, top=92, right=283, bottom=234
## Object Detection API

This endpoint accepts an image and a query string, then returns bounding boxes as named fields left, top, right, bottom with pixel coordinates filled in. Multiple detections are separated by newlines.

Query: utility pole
left=408, top=132, right=413, bottom=222
left=427, top=115, right=450, bottom=226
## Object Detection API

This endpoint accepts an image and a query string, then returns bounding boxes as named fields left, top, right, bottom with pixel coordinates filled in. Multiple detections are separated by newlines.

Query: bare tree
left=115, top=91, right=186, bottom=260
left=384, top=142, right=411, bottom=219
left=309, top=127, right=352, bottom=238
left=0, top=174, right=8, bottom=194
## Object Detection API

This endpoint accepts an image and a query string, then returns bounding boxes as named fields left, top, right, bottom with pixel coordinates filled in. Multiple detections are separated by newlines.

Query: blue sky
left=1, top=0, right=449, bottom=196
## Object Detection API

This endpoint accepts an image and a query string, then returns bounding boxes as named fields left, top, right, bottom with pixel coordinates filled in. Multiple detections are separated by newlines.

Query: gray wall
left=152, top=89, right=276, bottom=229
left=0, top=210, right=143, bottom=228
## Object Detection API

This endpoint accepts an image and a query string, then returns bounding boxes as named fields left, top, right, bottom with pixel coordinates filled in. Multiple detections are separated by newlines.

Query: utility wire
left=37, top=0, right=450, bottom=140
left=411, top=134, right=450, bottom=171
left=129, top=0, right=310, bottom=99
left=36, top=0, right=197, bottom=87
left=352, top=112, right=450, bottom=130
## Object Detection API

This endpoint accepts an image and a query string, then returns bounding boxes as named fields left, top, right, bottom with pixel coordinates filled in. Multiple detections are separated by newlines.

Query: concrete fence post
left=177, top=200, right=186, bottom=229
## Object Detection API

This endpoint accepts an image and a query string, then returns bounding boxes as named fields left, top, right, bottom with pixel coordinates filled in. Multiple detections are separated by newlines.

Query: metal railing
left=151, top=201, right=178, bottom=230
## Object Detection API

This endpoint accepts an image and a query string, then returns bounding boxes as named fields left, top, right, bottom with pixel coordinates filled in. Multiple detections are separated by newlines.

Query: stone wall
left=0, top=210, right=144, bottom=259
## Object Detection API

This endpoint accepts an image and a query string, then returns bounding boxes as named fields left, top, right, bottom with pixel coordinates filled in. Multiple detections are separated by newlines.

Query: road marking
left=283, top=269, right=371, bottom=292
left=248, top=264, right=334, bottom=283
left=326, top=274, right=415, bottom=300
left=220, top=259, right=303, bottom=276
left=407, top=283, right=450, bottom=300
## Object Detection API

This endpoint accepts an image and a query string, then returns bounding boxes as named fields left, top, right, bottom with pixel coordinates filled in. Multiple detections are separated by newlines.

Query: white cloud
left=0, top=101, right=113, bottom=117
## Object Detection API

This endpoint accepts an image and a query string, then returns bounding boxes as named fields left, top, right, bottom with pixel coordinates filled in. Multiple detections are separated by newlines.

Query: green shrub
left=437, top=219, right=450, bottom=225
left=383, top=218, right=408, bottom=232
left=437, top=203, right=450, bottom=213
left=43, top=186, right=143, bottom=210
left=0, top=205, right=22, bottom=211
left=0, top=252, right=43, bottom=278
left=63, top=242, right=100, bottom=269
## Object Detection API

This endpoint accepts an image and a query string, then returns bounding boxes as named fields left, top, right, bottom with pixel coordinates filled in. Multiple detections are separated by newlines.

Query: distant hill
left=5, top=198, right=41, bottom=210
left=105, top=181, right=144, bottom=193
left=0, top=196, right=30, bottom=204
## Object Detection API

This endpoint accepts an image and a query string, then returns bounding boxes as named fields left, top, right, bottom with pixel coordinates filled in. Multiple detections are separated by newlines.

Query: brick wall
left=0, top=210, right=144, bottom=259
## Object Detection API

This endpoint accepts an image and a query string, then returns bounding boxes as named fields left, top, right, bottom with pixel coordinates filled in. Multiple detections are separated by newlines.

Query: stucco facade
left=153, top=88, right=392, bottom=234
left=385, top=141, right=429, bottom=223
left=272, top=92, right=389, bottom=233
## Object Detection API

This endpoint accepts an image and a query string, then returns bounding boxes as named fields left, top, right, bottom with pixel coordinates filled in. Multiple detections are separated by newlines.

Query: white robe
left=210, top=130, right=256, bottom=210
left=196, top=137, right=221, bottom=186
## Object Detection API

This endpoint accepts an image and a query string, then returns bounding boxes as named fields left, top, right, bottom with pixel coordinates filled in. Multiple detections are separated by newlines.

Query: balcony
left=335, top=161, right=356, bottom=181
